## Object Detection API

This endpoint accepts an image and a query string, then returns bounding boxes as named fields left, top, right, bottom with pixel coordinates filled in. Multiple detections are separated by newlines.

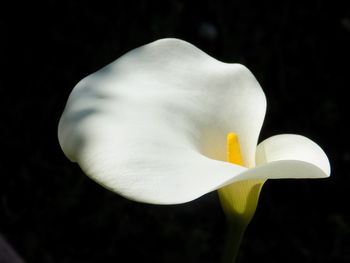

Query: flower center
left=218, top=133, right=265, bottom=224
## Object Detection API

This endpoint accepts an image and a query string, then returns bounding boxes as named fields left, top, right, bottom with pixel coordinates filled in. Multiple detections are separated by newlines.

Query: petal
left=58, top=38, right=266, bottom=204
left=253, top=134, right=330, bottom=179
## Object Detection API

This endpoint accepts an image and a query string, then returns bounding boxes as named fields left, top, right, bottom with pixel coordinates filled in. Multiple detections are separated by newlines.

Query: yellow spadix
left=218, top=133, right=265, bottom=224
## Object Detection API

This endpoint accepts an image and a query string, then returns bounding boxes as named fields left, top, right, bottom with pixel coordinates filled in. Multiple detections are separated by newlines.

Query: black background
left=1, top=1, right=349, bottom=262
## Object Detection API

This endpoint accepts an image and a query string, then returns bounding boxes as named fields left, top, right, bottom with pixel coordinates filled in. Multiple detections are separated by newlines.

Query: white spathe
left=58, top=38, right=330, bottom=204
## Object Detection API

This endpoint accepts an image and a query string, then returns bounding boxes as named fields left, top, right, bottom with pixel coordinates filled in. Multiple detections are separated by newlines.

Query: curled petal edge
left=78, top=154, right=329, bottom=205
left=255, top=134, right=330, bottom=176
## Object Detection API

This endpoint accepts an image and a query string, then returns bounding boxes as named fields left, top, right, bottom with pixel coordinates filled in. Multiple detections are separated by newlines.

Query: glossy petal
left=253, top=134, right=330, bottom=179
left=58, top=38, right=266, bottom=204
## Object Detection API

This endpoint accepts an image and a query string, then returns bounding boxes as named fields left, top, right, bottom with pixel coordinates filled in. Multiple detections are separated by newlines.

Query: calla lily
left=58, top=38, right=330, bottom=207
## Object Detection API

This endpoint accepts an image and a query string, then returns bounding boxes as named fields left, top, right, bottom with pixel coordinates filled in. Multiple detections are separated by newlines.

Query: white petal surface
left=58, top=38, right=266, bottom=204
left=254, top=134, right=330, bottom=179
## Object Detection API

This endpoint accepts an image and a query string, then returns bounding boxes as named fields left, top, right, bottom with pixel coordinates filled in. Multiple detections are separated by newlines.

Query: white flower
left=58, top=38, right=330, bottom=205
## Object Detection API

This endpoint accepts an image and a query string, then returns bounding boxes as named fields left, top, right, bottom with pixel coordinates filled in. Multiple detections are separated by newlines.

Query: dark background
left=1, top=1, right=349, bottom=262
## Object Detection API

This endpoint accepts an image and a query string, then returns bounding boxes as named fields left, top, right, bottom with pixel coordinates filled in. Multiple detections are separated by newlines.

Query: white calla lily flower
left=58, top=38, right=330, bottom=205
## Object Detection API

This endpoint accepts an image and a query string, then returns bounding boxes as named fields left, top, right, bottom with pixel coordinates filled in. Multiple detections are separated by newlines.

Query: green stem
left=221, top=217, right=247, bottom=263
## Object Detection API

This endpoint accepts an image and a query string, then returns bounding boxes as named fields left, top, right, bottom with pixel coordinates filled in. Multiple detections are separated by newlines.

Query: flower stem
left=218, top=133, right=265, bottom=263
left=221, top=217, right=247, bottom=263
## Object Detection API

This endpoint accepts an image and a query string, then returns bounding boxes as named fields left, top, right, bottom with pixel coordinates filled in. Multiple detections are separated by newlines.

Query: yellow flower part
left=218, top=133, right=265, bottom=224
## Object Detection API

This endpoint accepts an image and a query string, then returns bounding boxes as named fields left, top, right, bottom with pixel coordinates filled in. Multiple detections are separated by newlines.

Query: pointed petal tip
left=256, top=134, right=331, bottom=179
